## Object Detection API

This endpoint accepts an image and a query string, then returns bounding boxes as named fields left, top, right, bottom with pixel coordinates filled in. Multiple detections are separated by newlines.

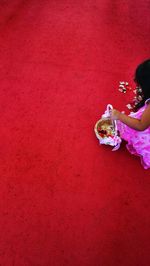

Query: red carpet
left=0, top=1, right=150, bottom=265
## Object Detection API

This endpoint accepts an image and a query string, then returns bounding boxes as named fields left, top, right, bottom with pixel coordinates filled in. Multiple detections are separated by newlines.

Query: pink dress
left=117, top=99, right=150, bottom=169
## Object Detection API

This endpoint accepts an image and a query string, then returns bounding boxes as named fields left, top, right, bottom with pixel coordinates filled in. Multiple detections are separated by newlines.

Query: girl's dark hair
left=134, top=59, right=150, bottom=110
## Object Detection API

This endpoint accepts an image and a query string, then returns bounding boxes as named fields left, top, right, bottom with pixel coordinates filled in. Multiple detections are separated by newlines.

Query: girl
left=110, top=59, right=150, bottom=169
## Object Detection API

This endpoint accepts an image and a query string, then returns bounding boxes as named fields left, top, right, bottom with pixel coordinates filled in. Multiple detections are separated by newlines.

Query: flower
left=118, top=81, right=144, bottom=111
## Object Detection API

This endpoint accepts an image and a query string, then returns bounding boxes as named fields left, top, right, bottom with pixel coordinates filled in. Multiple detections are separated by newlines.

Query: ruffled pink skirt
left=117, top=106, right=150, bottom=169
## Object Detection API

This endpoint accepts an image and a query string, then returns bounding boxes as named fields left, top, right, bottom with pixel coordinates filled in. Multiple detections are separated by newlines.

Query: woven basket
left=95, top=119, right=115, bottom=140
left=94, top=104, right=121, bottom=150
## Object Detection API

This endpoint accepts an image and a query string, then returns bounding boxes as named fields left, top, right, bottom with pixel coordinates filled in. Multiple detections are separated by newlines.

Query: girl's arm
left=111, top=104, right=150, bottom=131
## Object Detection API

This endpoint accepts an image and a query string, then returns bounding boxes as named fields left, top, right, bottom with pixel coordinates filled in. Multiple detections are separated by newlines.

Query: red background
left=0, top=1, right=150, bottom=265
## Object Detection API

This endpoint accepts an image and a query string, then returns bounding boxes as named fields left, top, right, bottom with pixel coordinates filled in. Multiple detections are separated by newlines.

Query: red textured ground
left=0, top=1, right=150, bottom=265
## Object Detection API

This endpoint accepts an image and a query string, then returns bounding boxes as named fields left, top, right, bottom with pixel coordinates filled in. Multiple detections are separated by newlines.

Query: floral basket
left=94, top=104, right=122, bottom=151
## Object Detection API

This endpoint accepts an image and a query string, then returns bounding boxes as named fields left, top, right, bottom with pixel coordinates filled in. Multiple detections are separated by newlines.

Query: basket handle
left=106, top=104, right=118, bottom=136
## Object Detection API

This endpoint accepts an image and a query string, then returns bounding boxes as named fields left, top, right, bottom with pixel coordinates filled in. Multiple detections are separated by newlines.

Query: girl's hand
left=110, top=109, right=121, bottom=120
